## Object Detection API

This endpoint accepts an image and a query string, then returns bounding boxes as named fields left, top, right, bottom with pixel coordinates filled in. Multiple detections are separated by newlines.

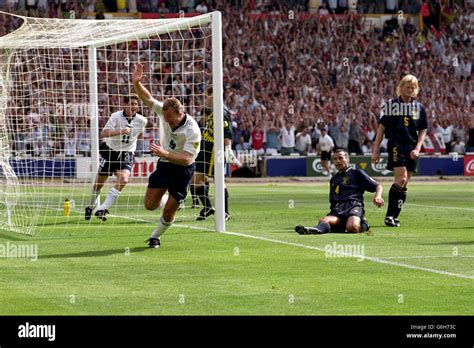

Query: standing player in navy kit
left=295, top=150, right=384, bottom=234
left=372, top=75, right=428, bottom=227
left=132, top=63, right=201, bottom=248
left=85, top=95, right=147, bottom=221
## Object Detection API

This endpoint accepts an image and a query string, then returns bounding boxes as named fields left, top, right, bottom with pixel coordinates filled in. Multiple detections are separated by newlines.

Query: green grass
left=0, top=181, right=473, bottom=315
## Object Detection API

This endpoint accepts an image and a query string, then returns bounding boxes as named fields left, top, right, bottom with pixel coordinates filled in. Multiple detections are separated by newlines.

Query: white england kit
left=319, top=134, right=335, bottom=152
left=147, top=100, right=202, bottom=203
left=151, top=101, right=201, bottom=162
left=103, top=111, right=147, bottom=152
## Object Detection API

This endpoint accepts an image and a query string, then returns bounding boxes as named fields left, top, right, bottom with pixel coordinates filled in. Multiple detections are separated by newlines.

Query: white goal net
left=0, top=11, right=225, bottom=236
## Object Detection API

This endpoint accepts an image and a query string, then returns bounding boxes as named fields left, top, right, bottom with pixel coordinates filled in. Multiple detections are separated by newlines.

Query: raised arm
left=132, top=63, right=159, bottom=110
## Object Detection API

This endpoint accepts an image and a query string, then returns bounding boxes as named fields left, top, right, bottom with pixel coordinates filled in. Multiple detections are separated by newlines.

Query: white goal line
left=106, top=212, right=474, bottom=281
left=377, top=255, right=474, bottom=259
left=21, top=205, right=474, bottom=280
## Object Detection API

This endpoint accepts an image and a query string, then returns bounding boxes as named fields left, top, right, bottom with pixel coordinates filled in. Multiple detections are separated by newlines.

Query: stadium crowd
left=1, top=0, right=472, bottom=159
left=220, top=1, right=472, bottom=156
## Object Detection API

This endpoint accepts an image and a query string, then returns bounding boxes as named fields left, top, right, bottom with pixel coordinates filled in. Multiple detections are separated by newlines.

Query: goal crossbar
left=0, top=11, right=213, bottom=49
left=0, top=10, right=225, bottom=234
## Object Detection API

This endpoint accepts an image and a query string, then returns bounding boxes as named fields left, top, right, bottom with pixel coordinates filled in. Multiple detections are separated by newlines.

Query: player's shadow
left=0, top=231, right=32, bottom=241
left=90, top=220, right=151, bottom=225
left=285, top=227, right=356, bottom=234
left=422, top=241, right=474, bottom=246
left=439, top=226, right=474, bottom=230
left=39, top=246, right=149, bottom=259
left=287, top=225, right=384, bottom=233
left=40, top=221, right=81, bottom=226
left=39, top=220, right=151, bottom=226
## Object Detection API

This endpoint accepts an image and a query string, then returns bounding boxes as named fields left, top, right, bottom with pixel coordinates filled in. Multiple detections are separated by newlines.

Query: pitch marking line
left=38, top=208, right=474, bottom=280
left=380, top=255, right=474, bottom=259
left=406, top=203, right=474, bottom=211
left=116, top=214, right=474, bottom=280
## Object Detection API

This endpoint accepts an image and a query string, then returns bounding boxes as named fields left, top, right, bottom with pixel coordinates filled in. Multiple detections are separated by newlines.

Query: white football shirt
left=280, top=126, right=296, bottom=148
left=151, top=100, right=201, bottom=163
left=103, top=110, right=147, bottom=152
left=319, top=134, right=335, bottom=152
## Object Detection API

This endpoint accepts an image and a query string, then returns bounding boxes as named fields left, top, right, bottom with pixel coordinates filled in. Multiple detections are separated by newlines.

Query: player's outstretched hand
left=132, top=63, right=144, bottom=83
left=373, top=197, right=384, bottom=207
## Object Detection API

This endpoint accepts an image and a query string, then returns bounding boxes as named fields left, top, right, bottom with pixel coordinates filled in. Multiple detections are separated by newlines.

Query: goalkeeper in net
left=192, top=86, right=242, bottom=221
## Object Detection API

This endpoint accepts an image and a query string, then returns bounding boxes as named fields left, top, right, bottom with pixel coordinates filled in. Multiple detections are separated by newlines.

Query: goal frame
left=0, top=11, right=226, bottom=233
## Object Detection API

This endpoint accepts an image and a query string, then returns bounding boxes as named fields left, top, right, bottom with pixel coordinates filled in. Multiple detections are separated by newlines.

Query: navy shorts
left=148, top=160, right=195, bottom=204
left=98, top=143, right=134, bottom=176
left=321, top=151, right=331, bottom=161
left=329, top=200, right=365, bottom=220
left=387, top=142, right=417, bottom=172
left=328, top=200, right=365, bottom=232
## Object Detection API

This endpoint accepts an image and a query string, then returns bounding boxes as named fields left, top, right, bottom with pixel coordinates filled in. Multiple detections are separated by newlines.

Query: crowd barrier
left=264, top=154, right=469, bottom=177
left=9, top=159, right=76, bottom=178
left=6, top=154, right=472, bottom=178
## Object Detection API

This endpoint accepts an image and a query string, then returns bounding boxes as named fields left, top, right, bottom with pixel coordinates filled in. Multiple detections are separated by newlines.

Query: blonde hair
left=396, top=75, right=419, bottom=98
left=163, top=97, right=184, bottom=114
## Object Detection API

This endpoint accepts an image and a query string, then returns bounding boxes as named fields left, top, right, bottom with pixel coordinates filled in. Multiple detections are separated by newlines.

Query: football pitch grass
left=0, top=181, right=473, bottom=315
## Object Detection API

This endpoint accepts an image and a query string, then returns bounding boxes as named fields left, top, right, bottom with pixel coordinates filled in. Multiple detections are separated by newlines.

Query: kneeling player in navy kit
left=133, top=63, right=201, bottom=248
left=295, top=150, right=384, bottom=234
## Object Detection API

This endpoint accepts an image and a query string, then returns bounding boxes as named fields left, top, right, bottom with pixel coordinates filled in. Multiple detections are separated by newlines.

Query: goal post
left=0, top=11, right=225, bottom=235
left=211, top=10, right=225, bottom=233
left=88, top=45, right=100, bottom=190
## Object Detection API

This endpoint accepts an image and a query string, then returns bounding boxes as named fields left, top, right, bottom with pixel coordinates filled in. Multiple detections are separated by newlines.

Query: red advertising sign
left=132, top=157, right=157, bottom=178
left=464, top=155, right=474, bottom=176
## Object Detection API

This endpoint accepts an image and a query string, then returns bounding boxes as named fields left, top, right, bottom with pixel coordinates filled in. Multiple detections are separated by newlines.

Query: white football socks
left=98, top=187, right=121, bottom=210
left=151, top=216, right=174, bottom=239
